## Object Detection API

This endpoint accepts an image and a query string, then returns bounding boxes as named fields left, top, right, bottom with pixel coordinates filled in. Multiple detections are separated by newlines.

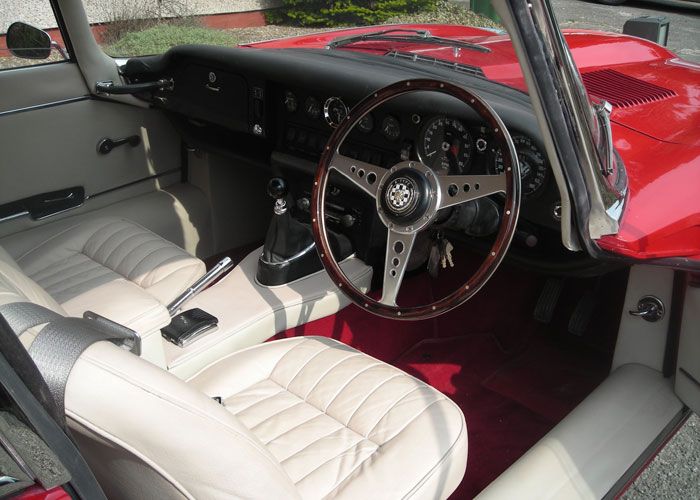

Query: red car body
left=247, top=24, right=700, bottom=263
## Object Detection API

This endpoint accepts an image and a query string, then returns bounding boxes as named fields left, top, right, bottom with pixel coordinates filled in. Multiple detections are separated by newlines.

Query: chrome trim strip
left=0, top=96, right=90, bottom=118
left=255, top=253, right=361, bottom=289
left=86, top=168, right=182, bottom=200
left=257, top=241, right=317, bottom=266
left=0, top=210, right=30, bottom=224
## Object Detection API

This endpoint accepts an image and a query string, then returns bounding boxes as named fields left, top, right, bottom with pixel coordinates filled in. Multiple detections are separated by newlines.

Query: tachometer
left=418, top=116, right=473, bottom=175
left=493, top=135, right=548, bottom=198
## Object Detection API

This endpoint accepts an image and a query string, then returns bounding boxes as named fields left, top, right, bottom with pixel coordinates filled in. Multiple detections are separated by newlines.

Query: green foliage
left=388, top=1, right=500, bottom=27
left=268, top=0, right=442, bottom=27
left=104, top=24, right=237, bottom=57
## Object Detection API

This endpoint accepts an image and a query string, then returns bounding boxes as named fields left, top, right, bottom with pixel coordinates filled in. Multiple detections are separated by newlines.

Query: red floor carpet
left=271, top=260, right=627, bottom=498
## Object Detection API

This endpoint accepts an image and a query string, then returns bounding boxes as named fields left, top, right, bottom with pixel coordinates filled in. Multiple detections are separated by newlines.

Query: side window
left=0, top=1, right=70, bottom=71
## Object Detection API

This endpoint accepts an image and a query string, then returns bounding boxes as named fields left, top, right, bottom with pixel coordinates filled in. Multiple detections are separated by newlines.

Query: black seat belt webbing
left=0, top=303, right=139, bottom=418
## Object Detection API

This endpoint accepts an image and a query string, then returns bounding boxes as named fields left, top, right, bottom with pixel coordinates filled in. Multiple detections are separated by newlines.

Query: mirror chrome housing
left=7, top=22, right=53, bottom=60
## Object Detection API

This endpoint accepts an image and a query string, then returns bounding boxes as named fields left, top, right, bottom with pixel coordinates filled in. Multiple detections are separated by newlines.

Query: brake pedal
left=533, top=278, right=564, bottom=324
left=568, top=289, right=598, bottom=337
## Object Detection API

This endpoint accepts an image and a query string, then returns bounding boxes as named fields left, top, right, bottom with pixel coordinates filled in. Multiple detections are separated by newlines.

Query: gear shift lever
left=257, top=177, right=353, bottom=286
left=268, top=177, right=289, bottom=215
left=259, top=177, right=314, bottom=265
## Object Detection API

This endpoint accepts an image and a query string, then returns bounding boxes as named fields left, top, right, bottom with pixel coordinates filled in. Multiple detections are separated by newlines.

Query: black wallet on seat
left=162, top=308, right=218, bottom=347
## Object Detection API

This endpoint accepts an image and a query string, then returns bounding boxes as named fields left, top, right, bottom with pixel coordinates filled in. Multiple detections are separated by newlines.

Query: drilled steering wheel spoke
left=330, top=153, right=387, bottom=198
left=379, top=229, right=417, bottom=307
left=437, top=173, right=506, bottom=210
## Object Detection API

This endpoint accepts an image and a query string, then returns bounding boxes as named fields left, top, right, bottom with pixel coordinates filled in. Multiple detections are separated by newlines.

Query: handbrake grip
left=167, top=257, right=234, bottom=316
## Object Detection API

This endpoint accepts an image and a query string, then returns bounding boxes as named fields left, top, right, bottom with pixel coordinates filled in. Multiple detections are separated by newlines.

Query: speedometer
left=418, top=116, right=473, bottom=175
left=493, top=135, right=548, bottom=198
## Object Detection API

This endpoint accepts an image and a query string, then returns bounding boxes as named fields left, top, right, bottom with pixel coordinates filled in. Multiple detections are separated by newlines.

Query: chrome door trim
left=0, top=96, right=90, bottom=118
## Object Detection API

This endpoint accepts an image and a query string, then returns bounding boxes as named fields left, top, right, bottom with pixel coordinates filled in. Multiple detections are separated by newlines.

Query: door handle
left=42, top=192, right=75, bottom=203
left=97, top=135, right=141, bottom=155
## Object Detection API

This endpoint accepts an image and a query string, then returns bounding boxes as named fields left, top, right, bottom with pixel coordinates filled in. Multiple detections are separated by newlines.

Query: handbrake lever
left=167, top=257, right=234, bottom=316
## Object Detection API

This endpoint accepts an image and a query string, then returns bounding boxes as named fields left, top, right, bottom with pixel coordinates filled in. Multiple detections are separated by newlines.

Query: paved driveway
left=551, top=0, right=700, bottom=62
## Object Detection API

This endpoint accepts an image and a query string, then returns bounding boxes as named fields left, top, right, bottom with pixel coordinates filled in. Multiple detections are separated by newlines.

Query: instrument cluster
left=280, top=89, right=550, bottom=199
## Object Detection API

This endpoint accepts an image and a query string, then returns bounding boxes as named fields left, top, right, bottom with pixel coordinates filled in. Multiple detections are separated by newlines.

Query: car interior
left=0, top=1, right=697, bottom=499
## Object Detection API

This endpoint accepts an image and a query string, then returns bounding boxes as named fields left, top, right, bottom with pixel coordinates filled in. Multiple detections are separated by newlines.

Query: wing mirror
left=6, top=21, right=67, bottom=60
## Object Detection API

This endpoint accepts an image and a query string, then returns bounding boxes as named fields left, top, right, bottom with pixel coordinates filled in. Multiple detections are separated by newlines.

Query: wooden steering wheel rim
left=311, top=79, right=521, bottom=320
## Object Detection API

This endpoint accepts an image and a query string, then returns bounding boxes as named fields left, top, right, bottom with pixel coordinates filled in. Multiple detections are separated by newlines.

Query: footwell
left=271, top=263, right=626, bottom=498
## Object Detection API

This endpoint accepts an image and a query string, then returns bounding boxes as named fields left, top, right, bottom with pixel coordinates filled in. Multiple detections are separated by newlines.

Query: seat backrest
left=0, top=245, right=66, bottom=347
left=65, top=341, right=301, bottom=500
left=0, top=245, right=64, bottom=312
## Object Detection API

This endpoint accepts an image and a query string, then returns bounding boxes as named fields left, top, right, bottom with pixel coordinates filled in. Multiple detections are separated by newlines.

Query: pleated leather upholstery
left=190, top=336, right=468, bottom=499
left=16, top=217, right=205, bottom=306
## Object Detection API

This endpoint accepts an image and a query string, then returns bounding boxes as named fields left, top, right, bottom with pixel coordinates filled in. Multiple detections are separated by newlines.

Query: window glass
left=79, top=0, right=501, bottom=57
left=0, top=1, right=70, bottom=70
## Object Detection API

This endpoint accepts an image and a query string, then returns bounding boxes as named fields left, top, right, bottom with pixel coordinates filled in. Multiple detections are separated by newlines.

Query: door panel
left=0, top=63, right=88, bottom=113
left=0, top=61, right=181, bottom=237
left=675, top=282, right=700, bottom=414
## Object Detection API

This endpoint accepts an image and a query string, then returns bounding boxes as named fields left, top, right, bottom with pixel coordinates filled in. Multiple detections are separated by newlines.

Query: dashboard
left=126, top=45, right=566, bottom=263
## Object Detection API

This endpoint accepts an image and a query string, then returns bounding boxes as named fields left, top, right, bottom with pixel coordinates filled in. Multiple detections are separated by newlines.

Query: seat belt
left=0, top=302, right=140, bottom=419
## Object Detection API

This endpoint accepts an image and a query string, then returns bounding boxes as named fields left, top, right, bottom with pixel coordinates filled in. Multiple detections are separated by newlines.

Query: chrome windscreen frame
left=492, top=0, right=627, bottom=251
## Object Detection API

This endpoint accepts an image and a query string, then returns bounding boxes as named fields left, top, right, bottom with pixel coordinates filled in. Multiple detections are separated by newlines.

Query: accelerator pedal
left=568, top=289, right=598, bottom=337
left=533, top=278, right=564, bottom=324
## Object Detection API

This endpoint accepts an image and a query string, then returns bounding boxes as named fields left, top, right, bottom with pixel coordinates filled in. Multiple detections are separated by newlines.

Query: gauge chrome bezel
left=323, top=97, right=348, bottom=128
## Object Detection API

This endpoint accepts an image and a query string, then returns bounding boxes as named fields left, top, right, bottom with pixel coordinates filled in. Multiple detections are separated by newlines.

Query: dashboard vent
left=581, top=69, right=677, bottom=108
left=387, top=51, right=485, bottom=78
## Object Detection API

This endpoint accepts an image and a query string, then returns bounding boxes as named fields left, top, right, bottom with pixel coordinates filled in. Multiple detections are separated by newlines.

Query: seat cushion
left=12, top=216, right=205, bottom=306
left=189, top=336, right=467, bottom=499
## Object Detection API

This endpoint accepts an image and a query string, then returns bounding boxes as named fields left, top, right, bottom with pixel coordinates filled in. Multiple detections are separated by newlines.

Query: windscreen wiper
left=326, top=28, right=490, bottom=53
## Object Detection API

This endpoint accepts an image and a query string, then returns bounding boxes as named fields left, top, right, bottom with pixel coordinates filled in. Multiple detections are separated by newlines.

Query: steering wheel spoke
left=380, top=229, right=417, bottom=306
left=330, top=153, right=387, bottom=198
left=312, top=79, right=520, bottom=320
left=437, top=173, right=506, bottom=210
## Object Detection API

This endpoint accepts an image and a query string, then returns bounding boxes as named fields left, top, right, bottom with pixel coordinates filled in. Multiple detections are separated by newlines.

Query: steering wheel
left=311, top=79, right=521, bottom=320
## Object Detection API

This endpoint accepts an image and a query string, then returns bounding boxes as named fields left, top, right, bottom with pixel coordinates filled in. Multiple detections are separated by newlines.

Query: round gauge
left=418, top=116, right=473, bottom=175
left=323, top=97, right=348, bottom=128
left=357, top=113, right=374, bottom=133
left=493, top=135, right=549, bottom=198
left=284, top=91, right=298, bottom=113
left=304, top=97, right=321, bottom=120
left=381, top=116, right=401, bottom=141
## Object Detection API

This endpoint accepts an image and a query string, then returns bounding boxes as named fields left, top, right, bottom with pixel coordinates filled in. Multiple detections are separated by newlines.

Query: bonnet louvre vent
left=582, top=69, right=676, bottom=108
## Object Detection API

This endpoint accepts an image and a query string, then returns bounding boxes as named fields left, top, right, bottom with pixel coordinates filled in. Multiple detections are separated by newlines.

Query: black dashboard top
left=129, top=44, right=561, bottom=230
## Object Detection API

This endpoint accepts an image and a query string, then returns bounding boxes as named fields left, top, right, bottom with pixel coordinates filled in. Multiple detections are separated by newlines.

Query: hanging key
left=439, top=237, right=448, bottom=269
left=427, top=238, right=441, bottom=278
left=444, top=239, right=455, bottom=268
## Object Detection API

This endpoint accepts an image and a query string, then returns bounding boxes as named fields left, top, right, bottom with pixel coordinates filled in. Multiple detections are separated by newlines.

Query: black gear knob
left=267, top=178, right=288, bottom=200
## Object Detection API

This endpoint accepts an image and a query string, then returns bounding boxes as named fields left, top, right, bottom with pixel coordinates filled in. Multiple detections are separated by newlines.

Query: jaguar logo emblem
left=385, top=177, right=418, bottom=214
left=208, top=71, right=217, bottom=83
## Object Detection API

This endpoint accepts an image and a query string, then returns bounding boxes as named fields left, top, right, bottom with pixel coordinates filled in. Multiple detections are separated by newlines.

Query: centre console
left=256, top=177, right=354, bottom=286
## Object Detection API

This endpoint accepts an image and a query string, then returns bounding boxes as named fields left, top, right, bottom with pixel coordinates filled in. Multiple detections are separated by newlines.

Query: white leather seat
left=65, top=336, right=468, bottom=499
left=1, top=216, right=205, bottom=333
left=0, top=245, right=67, bottom=347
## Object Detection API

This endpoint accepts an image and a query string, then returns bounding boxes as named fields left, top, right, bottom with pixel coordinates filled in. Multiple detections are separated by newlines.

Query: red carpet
left=269, top=258, right=626, bottom=498
left=394, top=335, right=554, bottom=499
